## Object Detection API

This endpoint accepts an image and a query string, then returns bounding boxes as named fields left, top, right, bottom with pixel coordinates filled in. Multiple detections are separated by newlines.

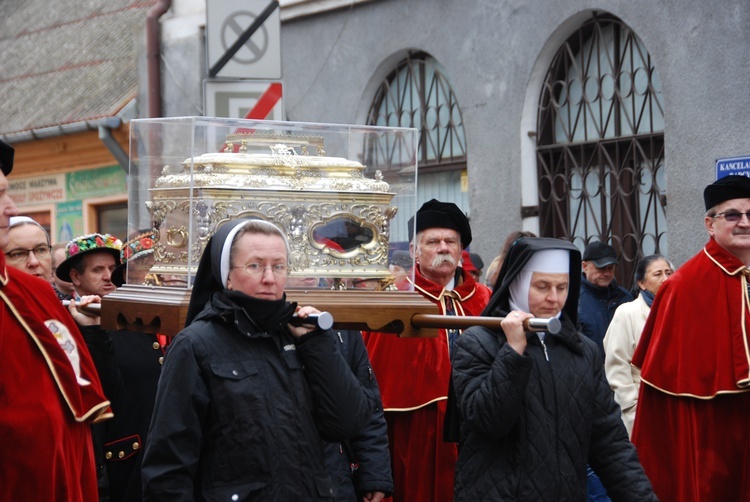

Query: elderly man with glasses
left=3, top=216, right=53, bottom=281
left=631, top=174, right=750, bottom=502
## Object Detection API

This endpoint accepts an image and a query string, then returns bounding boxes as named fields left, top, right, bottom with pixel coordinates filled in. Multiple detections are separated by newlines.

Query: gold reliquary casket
left=148, top=133, right=397, bottom=281
left=102, top=117, right=439, bottom=337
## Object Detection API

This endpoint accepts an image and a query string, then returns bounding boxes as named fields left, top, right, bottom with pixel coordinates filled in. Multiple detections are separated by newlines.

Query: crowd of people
left=2, top=133, right=749, bottom=501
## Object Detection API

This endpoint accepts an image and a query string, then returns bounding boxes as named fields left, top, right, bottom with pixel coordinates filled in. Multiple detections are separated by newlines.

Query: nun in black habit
left=451, top=237, right=656, bottom=502
left=142, top=218, right=373, bottom=501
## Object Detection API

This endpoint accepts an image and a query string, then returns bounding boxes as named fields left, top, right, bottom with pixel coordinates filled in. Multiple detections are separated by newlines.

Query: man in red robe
left=363, top=199, right=491, bottom=502
left=0, top=139, right=111, bottom=501
left=632, top=174, right=750, bottom=502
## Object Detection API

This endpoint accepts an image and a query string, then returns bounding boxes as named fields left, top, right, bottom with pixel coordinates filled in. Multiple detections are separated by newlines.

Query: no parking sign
left=206, top=0, right=281, bottom=79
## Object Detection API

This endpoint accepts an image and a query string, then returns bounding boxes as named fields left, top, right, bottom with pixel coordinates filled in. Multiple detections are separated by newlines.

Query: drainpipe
left=146, top=0, right=172, bottom=118
left=98, top=120, right=129, bottom=172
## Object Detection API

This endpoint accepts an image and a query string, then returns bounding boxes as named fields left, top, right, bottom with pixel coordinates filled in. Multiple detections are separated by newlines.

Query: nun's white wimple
left=509, top=270, right=533, bottom=313
left=509, top=249, right=570, bottom=314
left=523, top=249, right=569, bottom=274
left=219, top=220, right=289, bottom=288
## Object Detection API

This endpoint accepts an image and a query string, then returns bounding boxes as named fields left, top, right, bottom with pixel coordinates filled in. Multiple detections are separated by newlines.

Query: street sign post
left=715, top=155, right=750, bottom=180
left=204, top=80, right=284, bottom=120
left=206, top=0, right=281, bottom=79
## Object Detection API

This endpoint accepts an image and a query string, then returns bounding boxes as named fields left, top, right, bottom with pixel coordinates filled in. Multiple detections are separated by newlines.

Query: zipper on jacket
left=539, top=336, right=549, bottom=361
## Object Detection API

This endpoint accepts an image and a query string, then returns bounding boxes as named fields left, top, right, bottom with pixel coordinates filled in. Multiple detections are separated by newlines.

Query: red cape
left=364, top=266, right=491, bottom=502
left=632, top=238, right=750, bottom=502
left=0, top=252, right=111, bottom=500
left=0, top=254, right=111, bottom=421
left=633, top=237, right=750, bottom=396
left=363, top=267, right=491, bottom=410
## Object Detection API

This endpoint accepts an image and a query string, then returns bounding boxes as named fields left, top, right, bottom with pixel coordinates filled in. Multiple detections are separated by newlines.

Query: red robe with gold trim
left=0, top=252, right=111, bottom=501
left=363, top=267, right=491, bottom=502
left=632, top=237, right=750, bottom=502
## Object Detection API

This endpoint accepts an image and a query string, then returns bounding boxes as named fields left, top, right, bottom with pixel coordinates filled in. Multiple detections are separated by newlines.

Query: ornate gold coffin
left=102, top=117, right=438, bottom=337
left=146, top=133, right=397, bottom=280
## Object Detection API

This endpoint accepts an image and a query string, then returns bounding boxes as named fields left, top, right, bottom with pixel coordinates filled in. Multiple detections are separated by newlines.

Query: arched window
left=536, top=13, right=666, bottom=287
left=366, top=51, right=468, bottom=242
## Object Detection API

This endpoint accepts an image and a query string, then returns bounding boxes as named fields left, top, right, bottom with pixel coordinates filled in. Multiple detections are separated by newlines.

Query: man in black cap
left=578, top=240, right=633, bottom=357
left=468, top=252, right=484, bottom=283
left=363, top=199, right=491, bottom=502
left=631, top=174, right=750, bottom=502
left=578, top=240, right=633, bottom=502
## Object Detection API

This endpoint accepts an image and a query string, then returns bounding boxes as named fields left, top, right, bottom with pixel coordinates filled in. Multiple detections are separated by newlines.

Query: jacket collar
left=196, top=291, right=295, bottom=339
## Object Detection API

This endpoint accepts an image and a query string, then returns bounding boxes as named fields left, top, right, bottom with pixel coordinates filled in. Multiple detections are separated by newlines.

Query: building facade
left=3, top=0, right=749, bottom=287
left=0, top=0, right=151, bottom=242
left=156, top=0, right=750, bottom=285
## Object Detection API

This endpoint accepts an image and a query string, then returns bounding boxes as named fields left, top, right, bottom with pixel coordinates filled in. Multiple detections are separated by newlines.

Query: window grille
left=365, top=52, right=469, bottom=243
left=367, top=51, right=466, bottom=169
left=536, top=13, right=666, bottom=288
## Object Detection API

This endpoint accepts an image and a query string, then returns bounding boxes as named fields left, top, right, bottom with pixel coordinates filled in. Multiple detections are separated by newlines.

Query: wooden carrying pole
left=411, top=314, right=561, bottom=334
left=92, top=288, right=561, bottom=337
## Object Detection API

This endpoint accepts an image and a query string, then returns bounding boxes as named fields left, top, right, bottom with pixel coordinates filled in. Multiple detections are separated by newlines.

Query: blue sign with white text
left=716, top=156, right=750, bottom=180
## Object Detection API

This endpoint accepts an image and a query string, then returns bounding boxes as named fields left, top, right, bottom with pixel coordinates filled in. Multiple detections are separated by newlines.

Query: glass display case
left=101, top=117, right=438, bottom=336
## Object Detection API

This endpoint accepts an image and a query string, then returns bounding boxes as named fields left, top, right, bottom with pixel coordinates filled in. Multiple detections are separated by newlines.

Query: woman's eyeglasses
left=231, top=263, right=288, bottom=276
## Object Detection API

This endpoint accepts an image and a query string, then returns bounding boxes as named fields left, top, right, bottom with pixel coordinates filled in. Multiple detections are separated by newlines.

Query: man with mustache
left=632, top=174, right=750, bottom=502
left=363, top=199, right=491, bottom=502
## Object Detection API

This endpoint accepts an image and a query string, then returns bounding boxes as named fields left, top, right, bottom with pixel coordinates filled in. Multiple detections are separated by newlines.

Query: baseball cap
left=582, top=241, right=618, bottom=268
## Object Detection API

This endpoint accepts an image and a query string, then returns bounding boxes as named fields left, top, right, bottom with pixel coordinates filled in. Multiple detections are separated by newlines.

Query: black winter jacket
left=141, top=293, right=374, bottom=501
left=578, top=276, right=633, bottom=356
left=79, top=325, right=125, bottom=501
left=82, top=325, right=162, bottom=502
left=452, top=314, right=656, bottom=502
left=105, top=329, right=163, bottom=502
left=324, top=330, right=393, bottom=501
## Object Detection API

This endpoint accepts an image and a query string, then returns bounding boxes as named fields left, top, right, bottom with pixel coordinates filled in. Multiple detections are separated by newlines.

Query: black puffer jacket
left=452, top=237, right=656, bottom=501
left=324, top=330, right=393, bottom=501
left=142, top=292, right=374, bottom=501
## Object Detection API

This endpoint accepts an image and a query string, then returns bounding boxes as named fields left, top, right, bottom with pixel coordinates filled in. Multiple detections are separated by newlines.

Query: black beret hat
left=0, top=140, right=14, bottom=176
left=408, top=199, right=472, bottom=248
left=704, top=175, right=750, bottom=211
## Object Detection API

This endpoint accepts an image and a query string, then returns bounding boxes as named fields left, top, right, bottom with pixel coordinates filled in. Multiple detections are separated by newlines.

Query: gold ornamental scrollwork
left=146, top=200, right=178, bottom=228
left=166, top=226, right=189, bottom=248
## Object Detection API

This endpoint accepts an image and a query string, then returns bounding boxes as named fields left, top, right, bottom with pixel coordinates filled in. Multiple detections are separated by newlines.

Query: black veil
left=184, top=219, right=252, bottom=327
left=484, top=237, right=581, bottom=325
